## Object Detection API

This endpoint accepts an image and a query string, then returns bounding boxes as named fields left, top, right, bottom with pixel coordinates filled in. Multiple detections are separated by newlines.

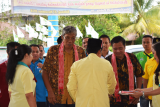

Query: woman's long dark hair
left=6, top=44, right=32, bottom=84
left=153, top=42, right=160, bottom=85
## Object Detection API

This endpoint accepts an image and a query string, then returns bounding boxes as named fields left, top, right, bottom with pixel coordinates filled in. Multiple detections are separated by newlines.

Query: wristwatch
left=142, top=91, right=145, bottom=98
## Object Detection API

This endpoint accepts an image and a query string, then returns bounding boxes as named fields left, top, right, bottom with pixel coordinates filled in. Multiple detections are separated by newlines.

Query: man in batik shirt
left=106, top=36, right=143, bottom=107
left=42, top=26, right=86, bottom=107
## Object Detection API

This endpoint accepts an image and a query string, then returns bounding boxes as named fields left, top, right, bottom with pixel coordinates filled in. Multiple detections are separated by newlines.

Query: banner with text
left=12, top=0, right=133, bottom=15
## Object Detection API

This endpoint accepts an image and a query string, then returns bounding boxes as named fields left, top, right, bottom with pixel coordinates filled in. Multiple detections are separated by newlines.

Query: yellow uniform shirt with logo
left=152, top=74, right=160, bottom=107
left=142, top=58, right=158, bottom=100
left=8, top=65, right=36, bottom=107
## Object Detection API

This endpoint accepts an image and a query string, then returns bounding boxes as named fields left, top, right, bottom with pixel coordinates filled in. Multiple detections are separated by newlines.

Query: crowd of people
left=0, top=26, right=160, bottom=107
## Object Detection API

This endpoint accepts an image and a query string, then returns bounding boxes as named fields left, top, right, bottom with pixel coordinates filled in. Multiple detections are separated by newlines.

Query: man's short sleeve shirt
left=30, top=59, right=46, bottom=102
left=42, top=45, right=86, bottom=104
left=136, top=51, right=154, bottom=70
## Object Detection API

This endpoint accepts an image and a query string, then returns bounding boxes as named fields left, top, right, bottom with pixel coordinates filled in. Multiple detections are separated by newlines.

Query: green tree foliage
left=134, top=34, right=143, bottom=44
left=0, top=27, right=13, bottom=46
left=1, top=0, right=160, bottom=46
left=0, top=13, right=48, bottom=46
left=59, top=14, right=121, bottom=38
left=144, top=5, right=160, bottom=36
left=120, top=0, right=160, bottom=37
left=0, top=26, right=28, bottom=46
left=26, top=15, right=48, bottom=45
left=59, top=14, right=121, bottom=46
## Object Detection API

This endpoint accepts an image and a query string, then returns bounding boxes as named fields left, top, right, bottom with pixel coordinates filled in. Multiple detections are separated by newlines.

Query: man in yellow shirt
left=136, top=35, right=153, bottom=107
left=67, top=38, right=117, bottom=107
left=142, top=38, right=160, bottom=105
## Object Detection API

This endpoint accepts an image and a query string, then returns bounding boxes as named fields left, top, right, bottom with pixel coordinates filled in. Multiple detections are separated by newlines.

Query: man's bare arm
left=42, top=70, right=56, bottom=105
left=136, top=77, right=142, bottom=88
left=143, top=78, right=148, bottom=88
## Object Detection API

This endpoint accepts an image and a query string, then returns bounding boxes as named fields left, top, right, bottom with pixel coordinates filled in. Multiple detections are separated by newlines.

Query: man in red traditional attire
left=106, top=36, right=143, bottom=107
left=0, top=42, right=20, bottom=107
left=42, top=26, right=86, bottom=107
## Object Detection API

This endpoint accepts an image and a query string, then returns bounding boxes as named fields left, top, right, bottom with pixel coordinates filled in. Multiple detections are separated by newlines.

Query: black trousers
left=50, top=104, right=75, bottom=107
left=37, top=102, right=46, bottom=107
left=110, top=103, right=137, bottom=107
left=46, top=97, right=51, bottom=107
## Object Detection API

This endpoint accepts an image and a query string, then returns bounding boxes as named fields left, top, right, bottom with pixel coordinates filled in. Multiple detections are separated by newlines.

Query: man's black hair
left=7, top=42, right=20, bottom=53
left=99, top=35, right=110, bottom=42
left=87, top=47, right=101, bottom=54
left=39, top=45, right=44, bottom=50
left=57, top=36, right=62, bottom=44
left=142, top=35, right=152, bottom=40
left=86, top=38, right=102, bottom=54
left=83, top=37, right=89, bottom=40
left=30, top=44, right=39, bottom=49
left=111, top=36, right=125, bottom=46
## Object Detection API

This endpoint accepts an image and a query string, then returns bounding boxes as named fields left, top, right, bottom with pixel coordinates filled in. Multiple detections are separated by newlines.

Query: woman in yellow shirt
left=6, top=44, right=37, bottom=107
left=129, top=42, right=160, bottom=107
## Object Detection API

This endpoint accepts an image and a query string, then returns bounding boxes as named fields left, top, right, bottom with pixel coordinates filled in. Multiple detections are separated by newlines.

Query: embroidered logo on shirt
left=140, top=57, right=143, bottom=61
left=148, top=66, right=153, bottom=68
left=39, top=70, right=42, bottom=73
